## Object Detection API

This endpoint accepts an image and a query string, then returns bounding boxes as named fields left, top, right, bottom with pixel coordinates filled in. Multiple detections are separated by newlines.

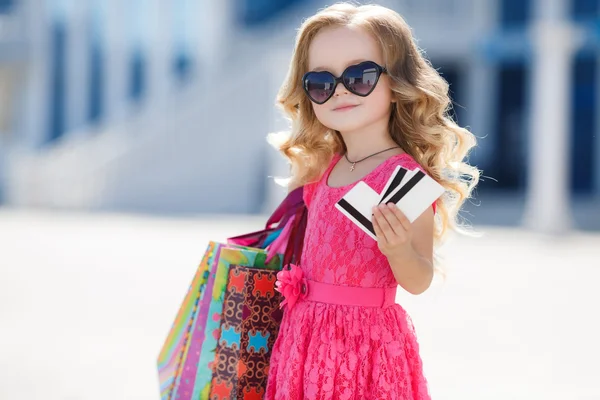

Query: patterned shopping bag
left=209, top=266, right=283, bottom=400
left=192, top=247, right=282, bottom=399
left=157, top=242, right=266, bottom=400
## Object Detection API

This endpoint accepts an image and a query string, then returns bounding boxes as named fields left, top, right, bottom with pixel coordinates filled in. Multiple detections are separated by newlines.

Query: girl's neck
left=340, top=120, right=400, bottom=160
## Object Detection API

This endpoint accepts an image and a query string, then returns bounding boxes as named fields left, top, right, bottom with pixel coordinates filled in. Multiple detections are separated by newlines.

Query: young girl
left=265, top=3, right=479, bottom=399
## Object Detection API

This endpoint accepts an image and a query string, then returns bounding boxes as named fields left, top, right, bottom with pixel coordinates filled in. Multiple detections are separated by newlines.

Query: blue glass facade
left=129, top=48, right=145, bottom=102
left=236, top=0, right=306, bottom=26
left=571, top=0, right=600, bottom=20
left=488, top=0, right=599, bottom=192
left=500, top=0, right=531, bottom=27
left=0, top=0, right=14, bottom=14
left=571, top=54, right=597, bottom=193
left=88, top=42, right=104, bottom=123
left=493, top=63, right=528, bottom=190
left=48, top=21, right=67, bottom=143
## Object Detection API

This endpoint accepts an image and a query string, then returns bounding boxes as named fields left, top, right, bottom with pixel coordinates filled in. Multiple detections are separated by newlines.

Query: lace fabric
left=265, top=154, right=432, bottom=400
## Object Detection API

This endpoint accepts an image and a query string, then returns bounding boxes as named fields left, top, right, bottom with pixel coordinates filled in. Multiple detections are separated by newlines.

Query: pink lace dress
left=265, top=153, right=432, bottom=400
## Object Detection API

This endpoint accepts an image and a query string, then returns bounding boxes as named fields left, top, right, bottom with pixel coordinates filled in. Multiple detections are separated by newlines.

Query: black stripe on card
left=378, top=168, right=408, bottom=204
left=386, top=170, right=426, bottom=204
left=337, top=198, right=375, bottom=236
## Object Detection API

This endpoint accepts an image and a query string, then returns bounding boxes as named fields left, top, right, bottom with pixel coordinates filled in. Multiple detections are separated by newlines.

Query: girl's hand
left=372, top=203, right=416, bottom=262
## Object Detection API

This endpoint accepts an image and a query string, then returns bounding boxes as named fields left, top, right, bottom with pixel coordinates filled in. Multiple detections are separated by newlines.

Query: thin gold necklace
left=344, top=146, right=400, bottom=172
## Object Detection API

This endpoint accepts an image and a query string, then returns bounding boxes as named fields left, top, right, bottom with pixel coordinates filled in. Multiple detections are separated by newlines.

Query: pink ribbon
left=265, top=214, right=296, bottom=263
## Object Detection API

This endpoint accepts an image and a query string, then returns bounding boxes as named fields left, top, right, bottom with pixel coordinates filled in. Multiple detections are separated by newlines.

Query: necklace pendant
left=350, top=163, right=355, bottom=172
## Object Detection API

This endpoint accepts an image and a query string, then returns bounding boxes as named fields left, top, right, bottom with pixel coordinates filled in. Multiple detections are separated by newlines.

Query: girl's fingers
left=375, top=209, right=394, bottom=241
left=387, top=203, right=411, bottom=231
left=373, top=206, right=395, bottom=241
left=377, top=204, right=405, bottom=235
left=372, top=215, right=388, bottom=245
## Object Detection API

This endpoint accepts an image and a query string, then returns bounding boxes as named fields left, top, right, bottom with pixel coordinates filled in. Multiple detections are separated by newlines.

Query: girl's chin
left=323, top=121, right=370, bottom=134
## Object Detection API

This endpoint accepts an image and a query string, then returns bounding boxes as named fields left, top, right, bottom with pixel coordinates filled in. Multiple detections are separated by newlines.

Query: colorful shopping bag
left=207, top=265, right=249, bottom=399
left=209, top=265, right=283, bottom=400
left=238, top=267, right=284, bottom=397
left=157, top=186, right=307, bottom=400
left=192, top=247, right=283, bottom=399
left=206, top=200, right=308, bottom=399
left=158, top=243, right=281, bottom=400
left=157, top=241, right=219, bottom=399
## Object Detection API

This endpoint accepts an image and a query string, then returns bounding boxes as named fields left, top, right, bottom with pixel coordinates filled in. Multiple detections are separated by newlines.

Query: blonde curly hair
left=268, top=2, right=480, bottom=246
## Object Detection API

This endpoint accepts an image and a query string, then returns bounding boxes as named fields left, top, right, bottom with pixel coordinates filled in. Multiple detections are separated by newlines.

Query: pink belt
left=275, top=264, right=397, bottom=310
left=304, top=279, right=397, bottom=308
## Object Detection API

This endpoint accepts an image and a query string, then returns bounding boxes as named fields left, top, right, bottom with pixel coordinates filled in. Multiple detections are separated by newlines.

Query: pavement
left=0, top=208, right=599, bottom=400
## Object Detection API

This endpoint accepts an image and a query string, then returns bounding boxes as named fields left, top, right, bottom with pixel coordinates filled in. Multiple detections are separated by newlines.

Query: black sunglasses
left=302, top=61, right=387, bottom=105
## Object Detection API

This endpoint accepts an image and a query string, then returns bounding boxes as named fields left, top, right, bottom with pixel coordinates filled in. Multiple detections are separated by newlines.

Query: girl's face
left=307, top=26, right=394, bottom=134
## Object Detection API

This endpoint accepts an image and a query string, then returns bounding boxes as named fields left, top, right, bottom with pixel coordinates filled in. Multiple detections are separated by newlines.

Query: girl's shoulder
left=303, top=180, right=317, bottom=208
left=302, top=154, right=340, bottom=207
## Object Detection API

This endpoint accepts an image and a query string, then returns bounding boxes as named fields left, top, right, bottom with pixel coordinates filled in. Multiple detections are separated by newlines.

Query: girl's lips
left=333, top=104, right=359, bottom=111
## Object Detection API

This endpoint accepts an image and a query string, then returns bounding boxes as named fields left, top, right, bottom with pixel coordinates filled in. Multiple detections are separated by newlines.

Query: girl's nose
left=334, top=83, right=349, bottom=97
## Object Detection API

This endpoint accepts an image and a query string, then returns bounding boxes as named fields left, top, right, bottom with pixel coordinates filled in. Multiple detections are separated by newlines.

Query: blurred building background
left=0, top=0, right=598, bottom=230
left=1, top=3, right=599, bottom=398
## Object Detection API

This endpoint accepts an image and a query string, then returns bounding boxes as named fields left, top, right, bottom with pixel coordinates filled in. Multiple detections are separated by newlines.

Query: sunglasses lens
left=343, top=62, right=380, bottom=96
left=304, top=72, right=335, bottom=103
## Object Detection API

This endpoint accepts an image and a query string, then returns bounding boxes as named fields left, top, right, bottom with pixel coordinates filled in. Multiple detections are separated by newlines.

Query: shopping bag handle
left=227, top=186, right=305, bottom=248
left=282, top=203, right=308, bottom=267
left=265, top=186, right=304, bottom=229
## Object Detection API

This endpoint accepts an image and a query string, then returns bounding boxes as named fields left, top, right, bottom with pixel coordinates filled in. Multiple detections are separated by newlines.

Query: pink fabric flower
left=275, top=263, right=308, bottom=310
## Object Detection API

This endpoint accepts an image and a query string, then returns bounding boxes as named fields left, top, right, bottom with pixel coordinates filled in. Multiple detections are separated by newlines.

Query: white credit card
left=334, top=181, right=379, bottom=240
left=378, top=167, right=419, bottom=204
left=380, top=167, right=418, bottom=204
left=377, top=165, right=405, bottom=204
left=381, top=169, right=444, bottom=223
left=335, top=165, right=444, bottom=240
